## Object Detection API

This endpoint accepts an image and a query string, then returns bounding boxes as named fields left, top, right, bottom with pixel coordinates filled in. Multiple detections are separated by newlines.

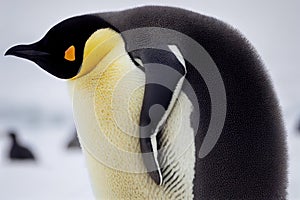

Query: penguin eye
left=64, top=45, right=76, bottom=61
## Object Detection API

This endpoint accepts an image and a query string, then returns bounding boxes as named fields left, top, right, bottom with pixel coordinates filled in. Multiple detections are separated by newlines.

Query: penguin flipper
left=133, top=46, right=186, bottom=185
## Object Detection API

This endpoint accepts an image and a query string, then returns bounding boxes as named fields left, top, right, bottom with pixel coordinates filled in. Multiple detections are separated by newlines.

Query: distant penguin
left=8, top=131, right=35, bottom=160
left=5, top=6, right=287, bottom=199
left=67, top=130, right=81, bottom=149
left=297, top=119, right=300, bottom=133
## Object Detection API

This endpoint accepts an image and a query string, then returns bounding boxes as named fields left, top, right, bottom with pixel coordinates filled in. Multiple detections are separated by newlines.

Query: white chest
left=68, top=52, right=195, bottom=199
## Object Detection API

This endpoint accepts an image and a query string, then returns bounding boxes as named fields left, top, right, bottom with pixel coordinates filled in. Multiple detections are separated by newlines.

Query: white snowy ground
left=0, top=127, right=94, bottom=200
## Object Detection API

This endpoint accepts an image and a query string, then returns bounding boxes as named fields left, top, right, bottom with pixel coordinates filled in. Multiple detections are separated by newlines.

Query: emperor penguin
left=8, top=131, right=36, bottom=160
left=5, top=6, right=287, bottom=199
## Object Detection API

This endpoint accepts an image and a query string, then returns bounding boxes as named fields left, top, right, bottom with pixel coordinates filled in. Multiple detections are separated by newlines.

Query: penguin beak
left=5, top=43, right=50, bottom=61
left=5, top=43, right=79, bottom=79
left=4, top=43, right=59, bottom=78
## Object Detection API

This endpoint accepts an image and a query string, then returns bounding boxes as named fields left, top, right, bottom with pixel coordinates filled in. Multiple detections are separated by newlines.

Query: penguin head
left=8, top=131, right=16, bottom=141
left=5, top=15, right=117, bottom=79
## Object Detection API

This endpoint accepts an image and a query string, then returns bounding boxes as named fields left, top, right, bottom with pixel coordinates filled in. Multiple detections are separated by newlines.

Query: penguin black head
left=5, top=15, right=117, bottom=79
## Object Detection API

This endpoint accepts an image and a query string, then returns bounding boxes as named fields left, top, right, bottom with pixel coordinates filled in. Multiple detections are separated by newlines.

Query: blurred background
left=0, top=0, right=299, bottom=199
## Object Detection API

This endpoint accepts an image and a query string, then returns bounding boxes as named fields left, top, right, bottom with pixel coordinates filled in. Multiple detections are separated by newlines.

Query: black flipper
left=132, top=46, right=186, bottom=185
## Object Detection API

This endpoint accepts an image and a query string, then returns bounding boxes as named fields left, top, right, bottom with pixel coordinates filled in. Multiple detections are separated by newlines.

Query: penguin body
left=8, top=132, right=35, bottom=160
left=5, top=6, right=287, bottom=199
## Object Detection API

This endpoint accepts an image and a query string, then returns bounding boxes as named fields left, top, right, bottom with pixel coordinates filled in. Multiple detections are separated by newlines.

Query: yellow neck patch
left=64, top=45, right=76, bottom=61
left=71, top=28, right=122, bottom=79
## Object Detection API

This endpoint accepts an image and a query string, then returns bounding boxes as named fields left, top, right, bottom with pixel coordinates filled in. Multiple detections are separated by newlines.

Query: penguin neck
left=67, top=28, right=135, bottom=103
left=72, top=28, right=123, bottom=79
left=10, top=137, right=18, bottom=146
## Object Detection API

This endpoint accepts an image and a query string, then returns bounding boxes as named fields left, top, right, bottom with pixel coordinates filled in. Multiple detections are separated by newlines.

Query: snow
left=0, top=127, right=94, bottom=200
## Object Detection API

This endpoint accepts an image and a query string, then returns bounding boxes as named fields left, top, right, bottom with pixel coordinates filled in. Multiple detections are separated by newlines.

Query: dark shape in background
left=8, top=131, right=36, bottom=160
left=67, top=129, right=80, bottom=149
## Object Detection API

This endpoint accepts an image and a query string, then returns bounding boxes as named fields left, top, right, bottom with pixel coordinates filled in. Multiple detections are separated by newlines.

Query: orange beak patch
left=64, top=45, right=76, bottom=61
